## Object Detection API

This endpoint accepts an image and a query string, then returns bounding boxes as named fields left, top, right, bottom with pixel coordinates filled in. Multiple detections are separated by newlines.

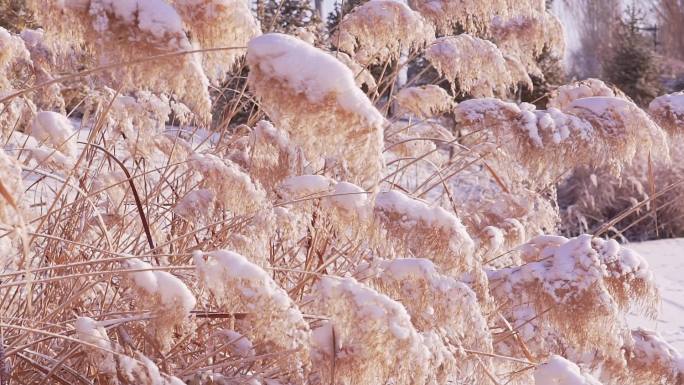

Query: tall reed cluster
left=0, top=1, right=680, bottom=385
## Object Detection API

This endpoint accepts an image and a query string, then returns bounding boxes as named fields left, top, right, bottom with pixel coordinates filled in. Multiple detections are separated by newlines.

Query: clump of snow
left=547, top=78, right=618, bottom=112
left=29, top=111, right=77, bottom=157
left=322, top=181, right=369, bottom=216
left=278, top=175, right=334, bottom=200
left=217, top=329, right=255, bottom=357
left=126, top=258, right=195, bottom=314
left=74, top=317, right=117, bottom=375
left=375, top=190, right=467, bottom=233
left=534, top=356, right=603, bottom=385
left=75, top=316, right=187, bottom=385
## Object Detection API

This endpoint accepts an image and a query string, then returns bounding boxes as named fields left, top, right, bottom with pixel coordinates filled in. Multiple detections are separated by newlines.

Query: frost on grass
left=194, top=250, right=311, bottom=384
left=246, top=33, right=385, bottom=187
left=307, top=276, right=430, bottom=385
left=331, top=0, right=434, bottom=65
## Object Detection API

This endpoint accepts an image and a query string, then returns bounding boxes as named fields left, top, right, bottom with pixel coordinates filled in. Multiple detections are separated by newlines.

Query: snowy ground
left=628, top=238, right=684, bottom=352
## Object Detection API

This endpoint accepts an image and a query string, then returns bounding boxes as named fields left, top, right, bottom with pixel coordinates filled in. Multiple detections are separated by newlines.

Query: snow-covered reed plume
left=103, top=92, right=192, bottom=161
left=331, top=0, right=434, bottom=65
left=362, top=258, right=493, bottom=383
left=246, top=33, right=386, bottom=187
left=426, top=34, right=521, bottom=97
left=453, top=180, right=560, bottom=265
left=373, top=190, right=477, bottom=276
left=454, top=96, right=669, bottom=187
left=170, top=0, right=260, bottom=82
left=0, top=27, right=36, bottom=136
left=408, top=1, right=564, bottom=76
left=124, top=258, right=196, bottom=348
left=247, top=120, right=303, bottom=194
left=0, top=27, right=31, bottom=90
left=276, top=174, right=372, bottom=250
left=558, top=91, right=682, bottom=239
left=394, top=85, right=454, bottom=118
left=489, top=235, right=658, bottom=367
left=29, top=0, right=212, bottom=117
left=189, top=153, right=267, bottom=216
left=3, top=2, right=683, bottom=384
left=490, top=11, right=565, bottom=76
left=566, top=97, right=669, bottom=170
left=75, top=317, right=186, bottom=385
left=624, top=328, right=683, bottom=385
left=18, top=28, right=66, bottom=112
left=407, top=0, right=547, bottom=35
left=194, top=250, right=311, bottom=384
left=547, top=78, right=626, bottom=112
left=308, top=276, right=430, bottom=385
left=649, top=91, right=684, bottom=136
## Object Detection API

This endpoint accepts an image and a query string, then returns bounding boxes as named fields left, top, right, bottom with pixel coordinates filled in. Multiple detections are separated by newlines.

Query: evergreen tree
left=604, top=6, right=662, bottom=106
left=259, top=0, right=322, bottom=35
left=521, top=47, right=567, bottom=108
left=327, top=0, right=368, bottom=32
